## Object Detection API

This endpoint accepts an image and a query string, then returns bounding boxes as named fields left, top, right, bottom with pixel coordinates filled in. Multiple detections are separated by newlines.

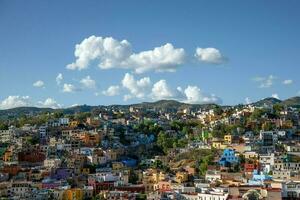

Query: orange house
left=80, top=133, right=100, bottom=147
left=3, top=149, right=13, bottom=162
left=2, top=165, right=21, bottom=176
left=63, top=188, right=83, bottom=200
left=154, top=181, right=171, bottom=192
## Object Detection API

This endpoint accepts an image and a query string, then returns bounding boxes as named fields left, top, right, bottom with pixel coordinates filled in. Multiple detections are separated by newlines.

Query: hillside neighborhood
left=0, top=97, right=299, bottom=199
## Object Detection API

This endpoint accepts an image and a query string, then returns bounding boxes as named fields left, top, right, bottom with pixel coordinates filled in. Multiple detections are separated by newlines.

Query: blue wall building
left=219, top=148, right=239, bottom=167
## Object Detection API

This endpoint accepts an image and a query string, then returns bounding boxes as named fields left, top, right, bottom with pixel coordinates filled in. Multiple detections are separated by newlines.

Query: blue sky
left=0, top=0, right=300, bottom=109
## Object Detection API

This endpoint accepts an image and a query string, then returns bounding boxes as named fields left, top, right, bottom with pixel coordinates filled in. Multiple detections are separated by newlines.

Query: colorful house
left=63, top=188, right=83, bottom=200
left=219, top=148, right=239, bottom=167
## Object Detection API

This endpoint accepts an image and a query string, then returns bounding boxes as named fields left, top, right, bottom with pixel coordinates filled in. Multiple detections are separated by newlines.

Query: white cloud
left=272, top=93, right=280, bottom=99
left=102, top=85, right=120, bottom=96
left=122, top=73, right=151, bottom=99
left=119, top=73, right=221, bottom=104
left=0, top=96, right=63, bottom=110
left=56, top=73, right=63, bottom=85
left=38, top=98, right=62, bottom=109
left=0, top=96, right=31, bottom=109
left=67, top=36, right=132, bottom=70
left=151, top=80, right=177, bottom=100
left=67, top=36, right=185, bottom=73
left=253, top=75, right=276, bottom=88
left=195, top=47, right=226, bottom=64
left=282, top=79, right=293, bottom=85
left=80, top=75, right=96, bottom=89
left=33, top=80, right=44, bottom=88
left=245, top=97, right=252, bottom=104
left=62, top=83, right=78, bottom=93
left=184, top=85, right=221, bottom=104
left=128, top=43, right=185, bottom=73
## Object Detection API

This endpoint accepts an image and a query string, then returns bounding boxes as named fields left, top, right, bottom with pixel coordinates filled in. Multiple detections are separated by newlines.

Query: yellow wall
left=63, top=188, right=83, bottom=200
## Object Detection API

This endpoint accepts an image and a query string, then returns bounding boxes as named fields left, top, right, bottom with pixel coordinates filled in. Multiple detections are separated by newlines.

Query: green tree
left=157, top=131, right=174, bottom=153
left=0, top=122, right=8, bottom=130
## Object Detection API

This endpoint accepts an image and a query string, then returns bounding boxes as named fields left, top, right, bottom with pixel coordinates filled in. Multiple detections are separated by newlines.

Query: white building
left=0, top=130, right=12, bottom=143
left=282, top=182, right=300, bottom=199
left=39, top=125, right=47, bottom=138
left=59, top=118, right=69, bottom=126
left=205, top=170, right=221, bottom=182
left=177, top=187, right=229, bottom=200
left=8, top=182, right=34, bottom=198
left=198, top=188, right=229, bottom=200
left=44, top=158, right=61, bottom=168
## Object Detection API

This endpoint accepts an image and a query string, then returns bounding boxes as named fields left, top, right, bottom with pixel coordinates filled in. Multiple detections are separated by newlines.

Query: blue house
left=121, top=158, right=137, bottom=168
left=218, top=148, right=239, bottom=167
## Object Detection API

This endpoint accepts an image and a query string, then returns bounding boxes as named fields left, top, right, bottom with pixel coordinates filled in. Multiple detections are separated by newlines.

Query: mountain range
left=0, top=96, right=300, bottom=120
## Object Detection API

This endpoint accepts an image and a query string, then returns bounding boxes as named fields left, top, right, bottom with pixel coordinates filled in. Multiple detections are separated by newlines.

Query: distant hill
left=251, top=97, right=282, bottom=107
left=0, top=107, right=54, bottom=120
left=132, top=100, right=217, bottom=112
left=250, top=96, right=300, bottom=108
left=0, top=105, right=97, bottom=120
left=0, top=97, right=299, bottom=120
left=56, top=105, right=96, bottom=114
left=281, top=96, right=300, bottom=107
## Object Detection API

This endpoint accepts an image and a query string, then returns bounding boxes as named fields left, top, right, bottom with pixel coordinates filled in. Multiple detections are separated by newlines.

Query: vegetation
left=133, top=120, right=162, bottom=135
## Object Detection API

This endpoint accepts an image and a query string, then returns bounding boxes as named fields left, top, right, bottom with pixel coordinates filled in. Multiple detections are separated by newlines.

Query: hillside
left=281, top=96, right=300, bottom=107
left=133, top=100, right=217, bottom=112
left=1, top=96, right=300, bottom=120
left=251, top=97, right=282, bottom=107
left=0, top=105, right=97, bottom=120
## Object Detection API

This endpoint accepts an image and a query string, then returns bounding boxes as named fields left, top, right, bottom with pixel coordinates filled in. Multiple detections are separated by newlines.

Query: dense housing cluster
left=0, top=98, right=300, bottom=199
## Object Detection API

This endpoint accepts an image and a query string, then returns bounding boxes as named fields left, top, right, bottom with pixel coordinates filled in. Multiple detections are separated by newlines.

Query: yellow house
left=80, top=167, right=90, bottom=175
left=143, top=178, right=155, bottom=192
left=152, top=171, right=166, bottom=182
left=69, top=121, right=79, bottom=128
left=63, top=188, right=83, bottom=200
left=107, top=150, right=117, bottom=161
left=112, top=162, right=124, bottom=170
left=175, top=171, right=189, bottom=183
left=142, top=170, right=166, bottom=193
left=212, top=138, right=227, bottom=149
left=224, top=134, right=232, bottom=144
left=3, top=149, right=13, bottom=162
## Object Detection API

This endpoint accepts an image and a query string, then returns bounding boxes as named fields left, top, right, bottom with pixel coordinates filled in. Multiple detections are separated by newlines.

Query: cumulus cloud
left=0, top=96, right=63, bottom=110
left=0, top=96, right=31, bottom=109
left=62, top=83, right=79, bottom=93
left=119, top=73, right=221, bottom=104
left=67, top=36, right=131, bottom=70
left=151, top=80, right=181, bottom=100
left=122, top=73, right=151, bottom=99
left=67, top=36, right=185, bottom=73
left=38, top=98, right=62, bottom=109
left=56, top=73, right=63, bottom=85
left=282, top=79, right=293, bottom=85
left=102, top=85, right=120, bottom=96
left=128, top=43, right=185, bottom=73
left=80, top=76, right=96, bottom=89
left=253, top=75, right=276, bottom=88
left=184, top=86, right=221, bottom=104
left=272, top=93, right=280, bottom=99
left=195, top=47, right=226, bottom=64
left=33, top=80, right=45, bottom=88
